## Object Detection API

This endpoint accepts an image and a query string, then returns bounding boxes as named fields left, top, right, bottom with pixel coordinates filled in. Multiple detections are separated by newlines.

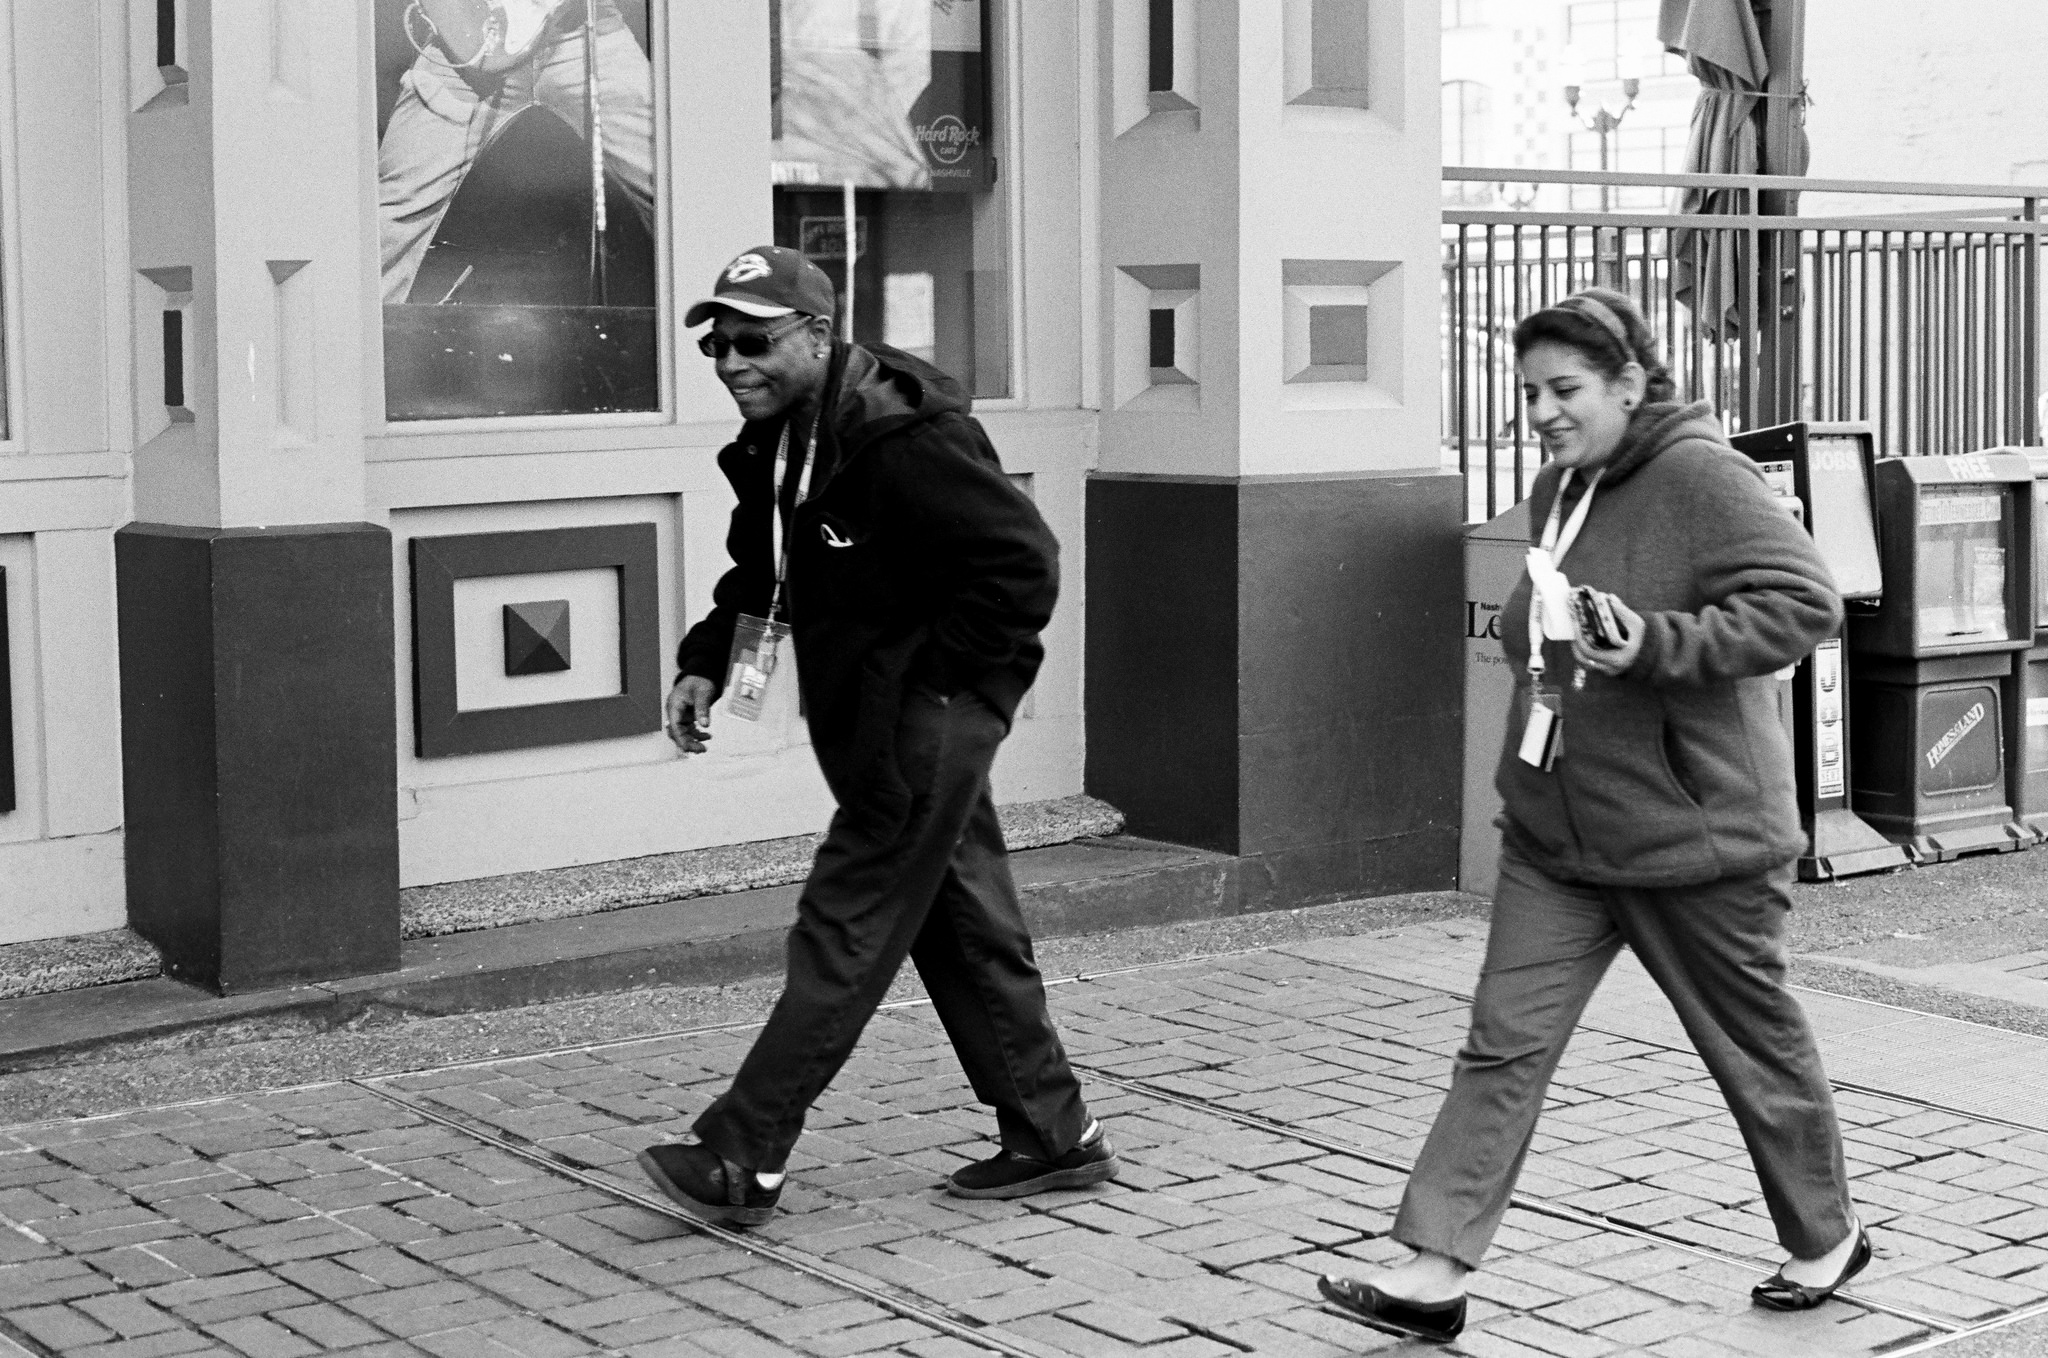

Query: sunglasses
left=697, top=315, right=811, bottom=360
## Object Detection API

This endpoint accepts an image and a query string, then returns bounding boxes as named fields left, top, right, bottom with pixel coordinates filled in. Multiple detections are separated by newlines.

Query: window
left=1566, top=0, right=1686, bottom=81
left=771, top=0, right=1010, bottom=399
left=1442, top=0, right=1487, bottom=30
left=374, top=0, right=662, bottom=420
left=1567, top=123, right=1687, bottom=208
left=1566, top=123, right=1685, bottom=175
left=1441, top=80, right=1491, bottom=167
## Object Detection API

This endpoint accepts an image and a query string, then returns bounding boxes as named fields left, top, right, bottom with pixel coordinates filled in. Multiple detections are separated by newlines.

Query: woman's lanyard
left=1525, top=467, right=1602, bottom=685
left=767, top=412, right=820, bottom=624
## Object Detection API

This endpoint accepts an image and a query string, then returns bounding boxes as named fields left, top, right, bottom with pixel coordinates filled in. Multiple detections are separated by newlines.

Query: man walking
left=637, top=247, right=1115, bottom=1226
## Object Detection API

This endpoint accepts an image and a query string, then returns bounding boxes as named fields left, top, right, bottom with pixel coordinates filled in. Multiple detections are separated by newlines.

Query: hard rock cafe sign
left=774, top=0, right=994, bottom=193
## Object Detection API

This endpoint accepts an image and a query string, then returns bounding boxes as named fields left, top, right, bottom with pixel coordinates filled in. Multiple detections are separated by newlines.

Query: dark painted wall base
left=117, top=522, right=401, bottom=994
left=1087, top=471, right=1465, bottom=908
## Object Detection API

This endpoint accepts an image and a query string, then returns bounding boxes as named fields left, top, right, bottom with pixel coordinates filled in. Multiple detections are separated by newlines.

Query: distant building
left=1446, top=0, right=2048, bottom=209
left=1441, top=0, right=1699, bottom=210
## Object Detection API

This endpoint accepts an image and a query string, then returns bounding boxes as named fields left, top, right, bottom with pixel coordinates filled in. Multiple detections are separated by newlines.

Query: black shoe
left=636, top=1143, right=781, bottom=1227
left=1318, top=1274, right=1466, bottom=1343
left=946, top=1123, right=1119, bottom=1199
left=1752, top=1227, right=1873, bottom=1311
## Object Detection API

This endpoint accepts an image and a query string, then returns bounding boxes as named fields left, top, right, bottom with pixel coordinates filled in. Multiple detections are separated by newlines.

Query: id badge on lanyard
left=1518, top=687, right=1564, bottom=771
left=725, top=614, right=789, bottom=723
left=1518, top=469, right=1600, bottom=771
left=726, top=416, right=817, bottom=723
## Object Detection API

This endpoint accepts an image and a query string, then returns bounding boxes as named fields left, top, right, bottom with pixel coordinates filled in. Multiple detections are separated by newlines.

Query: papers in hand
left=1525, top=548, right=1577, bottom=642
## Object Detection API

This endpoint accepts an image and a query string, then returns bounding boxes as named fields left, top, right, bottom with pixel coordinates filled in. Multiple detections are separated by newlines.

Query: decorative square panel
left=1284, top=0, right=1370, bottom=109
left=1115, top=264, right=1201, bottom=408
left=1308, top=304, right=1370, bottom=368
left=410, top=524, right=659, bottom=757
left=1282, top=258, right=1400, bottom=391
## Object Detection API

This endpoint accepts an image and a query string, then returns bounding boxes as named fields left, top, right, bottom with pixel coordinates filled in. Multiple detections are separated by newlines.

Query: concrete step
left=0, top=835, right=1231, bottom=1074
left=0, top=795, right=1128, bottom=1003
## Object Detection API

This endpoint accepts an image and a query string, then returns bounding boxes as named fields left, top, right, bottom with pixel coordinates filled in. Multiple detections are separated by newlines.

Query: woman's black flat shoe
left=1317, top=1274, right=1466, bottom=1343
left=1751, top=1228, right=1873, bottom=1311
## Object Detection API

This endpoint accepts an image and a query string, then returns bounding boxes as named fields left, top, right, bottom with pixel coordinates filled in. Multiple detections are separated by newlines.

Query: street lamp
left=1565, top=78, right=1639, bottom=212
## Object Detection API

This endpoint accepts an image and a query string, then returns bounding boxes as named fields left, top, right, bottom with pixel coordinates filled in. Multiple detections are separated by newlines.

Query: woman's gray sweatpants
left=1392, top=847, right=1857, bottom=1270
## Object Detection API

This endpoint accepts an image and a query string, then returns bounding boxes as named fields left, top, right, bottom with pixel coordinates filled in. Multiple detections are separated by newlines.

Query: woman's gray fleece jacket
left=1495, top=401, right=1844, bottom=887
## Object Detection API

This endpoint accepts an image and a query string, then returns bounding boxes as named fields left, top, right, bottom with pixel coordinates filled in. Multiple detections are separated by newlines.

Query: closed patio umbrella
left=1660, top=0, right=1771, bottom=337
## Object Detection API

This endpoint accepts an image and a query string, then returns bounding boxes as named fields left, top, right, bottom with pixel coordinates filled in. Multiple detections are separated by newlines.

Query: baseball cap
left=684, top=246, right=839, bottom=327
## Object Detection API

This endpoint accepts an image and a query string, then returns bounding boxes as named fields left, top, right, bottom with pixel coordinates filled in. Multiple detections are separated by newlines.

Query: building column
left=1086, top=0, right=1462, bottom=904
left=118, top=0, right=397, bottom=991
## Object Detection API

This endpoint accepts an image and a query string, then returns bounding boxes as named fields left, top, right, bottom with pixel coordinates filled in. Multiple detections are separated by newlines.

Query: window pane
left=375, top=0, right=662, bottom=420
left=771, top=0, right=1011, bottom=400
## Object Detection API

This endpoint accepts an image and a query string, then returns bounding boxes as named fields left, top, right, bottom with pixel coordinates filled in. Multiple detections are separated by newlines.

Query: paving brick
left=270, top=1302, right=390, bottom=1349
left=0, top=1258, right=122, bottom=1306
left=1055, top=1300, right=1185, bottom=1344
left=80, top=1246, right=194, bottom=1289
left=333, top=1247, right=444, bottom=1289
left=1001, top=1312, right=1141, bottom=1358
left=144, top=1238, right=253, bottom=1280
left=378, top=1298, right=519, bottom=1340
left=177, top=1282, right=322, bottom=1327
left=5, top=1303, right=119, bottom=1350
left=72, top=1294, right=182, bottom=1340
left=70, top=1330, right=222, bottom=1358
left=545, top=1291, right=684, bottom=1333
left=1482, top=1312, right=1623, bottom=1357
left=810, top=1317, right=946, bottom=1357
left=202, top=1314, right=321, bottom=1358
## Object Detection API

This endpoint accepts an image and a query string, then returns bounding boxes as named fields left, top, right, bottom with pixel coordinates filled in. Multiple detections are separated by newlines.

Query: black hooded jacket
left=675, top=341, right=1058, bottom=754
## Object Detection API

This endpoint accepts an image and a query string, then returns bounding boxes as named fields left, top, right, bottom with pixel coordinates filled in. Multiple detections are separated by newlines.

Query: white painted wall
left=0, top=0, right=131, bottom=945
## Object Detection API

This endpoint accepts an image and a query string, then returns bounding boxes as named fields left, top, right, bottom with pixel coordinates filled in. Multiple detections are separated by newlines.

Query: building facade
left=0, top=0, right=1460, bottom=984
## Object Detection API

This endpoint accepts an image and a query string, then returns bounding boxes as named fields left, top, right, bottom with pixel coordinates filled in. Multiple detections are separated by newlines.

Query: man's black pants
left=691, top=688, right=1092, bottom=1173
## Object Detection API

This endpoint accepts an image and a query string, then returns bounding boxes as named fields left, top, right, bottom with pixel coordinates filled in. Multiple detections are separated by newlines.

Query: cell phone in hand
left=1569, top=585, right=1627, bottom=650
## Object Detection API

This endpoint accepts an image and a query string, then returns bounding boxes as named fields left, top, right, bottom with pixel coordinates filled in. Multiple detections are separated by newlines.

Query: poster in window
left=772, top=0, right=992, bottom=194
left=375, top=0, right=660, bottom=420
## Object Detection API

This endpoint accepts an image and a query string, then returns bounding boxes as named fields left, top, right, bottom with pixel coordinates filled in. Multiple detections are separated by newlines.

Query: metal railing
left=1444, top=168, right=2046, bottom=522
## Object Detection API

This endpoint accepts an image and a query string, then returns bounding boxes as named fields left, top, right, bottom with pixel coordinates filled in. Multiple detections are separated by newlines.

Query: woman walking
left=1319, top=289, right=1868, bottom=1343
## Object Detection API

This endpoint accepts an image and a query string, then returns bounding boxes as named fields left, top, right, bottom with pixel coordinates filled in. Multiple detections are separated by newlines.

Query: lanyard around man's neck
left=768, top=411, right=820, bottom=623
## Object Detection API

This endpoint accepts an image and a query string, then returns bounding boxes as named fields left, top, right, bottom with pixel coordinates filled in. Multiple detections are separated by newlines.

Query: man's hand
left=665, top=676, right=716, bottom=754
left=1572, top=594, right=1646, bottom=677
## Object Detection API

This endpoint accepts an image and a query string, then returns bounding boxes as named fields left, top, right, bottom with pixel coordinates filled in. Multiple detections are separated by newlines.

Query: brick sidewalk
left=6, top=922, right=2048, bottom=1357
